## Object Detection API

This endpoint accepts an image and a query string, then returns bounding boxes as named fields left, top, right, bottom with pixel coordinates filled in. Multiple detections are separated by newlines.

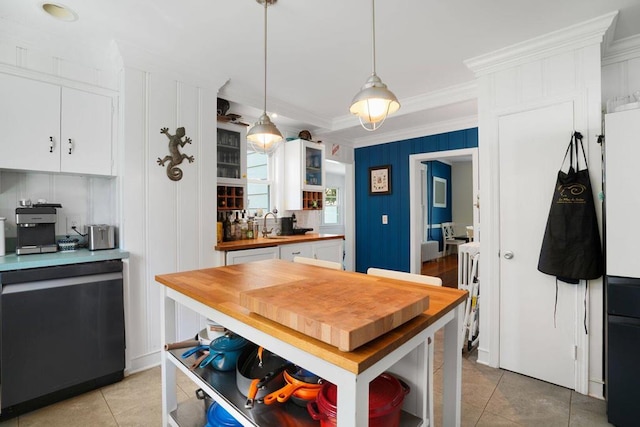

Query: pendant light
left=247, top=0, right=283, bottom=154
left=349, top=0, right=400, bottom=131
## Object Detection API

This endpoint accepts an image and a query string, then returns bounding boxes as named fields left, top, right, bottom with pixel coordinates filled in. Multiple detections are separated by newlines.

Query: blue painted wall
left=425, top=161, right=452, bottom=251
left=354, top=128, right=478, bottom=273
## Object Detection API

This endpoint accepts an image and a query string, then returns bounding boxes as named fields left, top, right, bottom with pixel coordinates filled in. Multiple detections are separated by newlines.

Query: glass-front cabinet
left=217, top=121, right=247, bottom=211
left=216, top=122, right=247, bottom=184
left=283, top=138, right=325, bottom=210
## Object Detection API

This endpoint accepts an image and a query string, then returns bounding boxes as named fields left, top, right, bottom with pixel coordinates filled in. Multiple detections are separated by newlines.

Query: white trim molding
left=465, top=11, right=618, bottom=76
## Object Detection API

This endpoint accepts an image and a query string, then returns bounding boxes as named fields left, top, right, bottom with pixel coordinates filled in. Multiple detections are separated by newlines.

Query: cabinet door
left=61, top=87, right=113, bottom=176
left=0, top=73, right=60, bottom=172
left=217, top=122, right=247, bottom=185
left=605, top=109, right=640, bottom=277
left=313, top=240, right=343, bottom=264
left=279, top=242, right=313, bottom=261
left=303, top=143, right=324, bottom=190
left=226, top=247, right=279, bottom=265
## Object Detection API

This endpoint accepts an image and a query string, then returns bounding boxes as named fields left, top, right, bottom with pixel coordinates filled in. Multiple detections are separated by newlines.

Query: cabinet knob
left=68, top=138, right=73, bottom=154
left=49, top=136, right=54, bottom=153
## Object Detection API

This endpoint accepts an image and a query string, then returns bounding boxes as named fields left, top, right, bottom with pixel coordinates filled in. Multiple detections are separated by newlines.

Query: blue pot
left=198, top=334, right=248, bottom=371
left=206, top=402, right=242, bottom=427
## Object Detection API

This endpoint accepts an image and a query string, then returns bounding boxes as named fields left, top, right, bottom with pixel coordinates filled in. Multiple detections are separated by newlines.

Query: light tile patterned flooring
left=0, top=332, right=613, bottom=426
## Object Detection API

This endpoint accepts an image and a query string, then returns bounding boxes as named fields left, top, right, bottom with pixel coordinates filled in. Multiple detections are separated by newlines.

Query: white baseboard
left=126, top=350, right=161, bottom=375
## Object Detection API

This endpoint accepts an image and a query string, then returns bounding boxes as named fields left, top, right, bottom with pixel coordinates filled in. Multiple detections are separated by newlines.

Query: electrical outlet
left=66, top=216, right=82, bottom=235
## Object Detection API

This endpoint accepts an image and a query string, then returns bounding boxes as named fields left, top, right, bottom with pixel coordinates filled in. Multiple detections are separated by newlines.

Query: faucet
left=262, top=208, right=278, bottom=238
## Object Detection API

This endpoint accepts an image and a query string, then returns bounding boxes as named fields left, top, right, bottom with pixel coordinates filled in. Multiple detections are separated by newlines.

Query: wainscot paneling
left=354, top=128, right=478, bottom=273
left=122, top=68, right=218, bottom=372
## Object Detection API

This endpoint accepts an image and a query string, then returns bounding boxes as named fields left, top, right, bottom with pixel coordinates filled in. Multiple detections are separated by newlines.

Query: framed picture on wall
left=433, top=176, right=447, bottom=207
left=369, top=165, right=392, bottom=195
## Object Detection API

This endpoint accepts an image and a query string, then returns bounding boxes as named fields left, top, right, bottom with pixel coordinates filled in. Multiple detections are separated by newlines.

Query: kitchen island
left=156, top=259, right=467, bottom=426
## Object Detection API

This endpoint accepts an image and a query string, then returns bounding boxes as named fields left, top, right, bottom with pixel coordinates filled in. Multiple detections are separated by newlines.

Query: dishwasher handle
left=2, top=272, right=123, bottom=295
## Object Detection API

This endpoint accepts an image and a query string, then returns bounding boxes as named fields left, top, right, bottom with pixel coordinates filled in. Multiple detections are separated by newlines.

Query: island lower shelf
left=166, top=348, right=422, bottom=427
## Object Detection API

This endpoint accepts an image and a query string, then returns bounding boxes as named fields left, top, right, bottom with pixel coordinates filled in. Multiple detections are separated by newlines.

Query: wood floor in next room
left=422, top=253, right=459, bottom=287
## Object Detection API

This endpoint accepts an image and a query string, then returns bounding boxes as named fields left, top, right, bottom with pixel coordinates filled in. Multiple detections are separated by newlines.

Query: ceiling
left=2, top=0, right=640, bottom=146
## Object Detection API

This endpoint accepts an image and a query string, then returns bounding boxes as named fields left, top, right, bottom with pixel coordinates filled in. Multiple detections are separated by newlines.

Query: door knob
left=503, top=251, right=514, bottom=260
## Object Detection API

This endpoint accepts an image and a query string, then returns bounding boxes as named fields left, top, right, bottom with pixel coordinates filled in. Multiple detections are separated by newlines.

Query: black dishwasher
left=0, top=260, right=125, bottom=419
left=606, top=275, right=640, bottom=427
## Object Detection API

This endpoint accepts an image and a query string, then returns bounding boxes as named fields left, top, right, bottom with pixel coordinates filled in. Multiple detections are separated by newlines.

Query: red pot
left=307, top=373, right=410, bottom=427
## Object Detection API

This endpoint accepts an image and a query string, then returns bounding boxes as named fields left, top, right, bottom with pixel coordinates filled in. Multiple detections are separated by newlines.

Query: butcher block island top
left=155, top=259, right=467, bottom=373
left=214, top=233, right=343, bottom=251
left=239, top=276, right=431, bottom=351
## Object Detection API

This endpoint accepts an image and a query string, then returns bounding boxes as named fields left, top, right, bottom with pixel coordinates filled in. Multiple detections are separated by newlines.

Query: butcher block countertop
left=214, top=233, right=343, bottom=251
left=155, top=259, right=467, bottom=374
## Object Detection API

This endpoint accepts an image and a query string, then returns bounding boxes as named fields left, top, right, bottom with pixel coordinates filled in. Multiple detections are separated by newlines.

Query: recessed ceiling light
left=41, top=3, right=78, bottom=22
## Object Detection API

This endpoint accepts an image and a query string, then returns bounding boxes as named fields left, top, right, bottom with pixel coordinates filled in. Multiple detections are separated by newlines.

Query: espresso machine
left=15, top=202, right=62, bottom=255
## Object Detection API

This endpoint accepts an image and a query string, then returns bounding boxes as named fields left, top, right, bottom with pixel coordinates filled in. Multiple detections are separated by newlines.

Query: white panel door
left=498, top=101, right=577, bottom=389
left=0, top=73, right=60, bottom=172
left=61, top=87, right=113, bottom=176
left=605, top=109, right=640, bottom=277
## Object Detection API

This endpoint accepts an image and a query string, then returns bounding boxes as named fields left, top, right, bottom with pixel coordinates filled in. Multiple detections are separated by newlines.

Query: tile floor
left=0, top=333, right=613, bottom=426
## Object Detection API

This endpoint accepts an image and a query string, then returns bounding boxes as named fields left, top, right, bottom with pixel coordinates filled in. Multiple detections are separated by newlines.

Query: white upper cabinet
left=61, top=87, right=113, bottom=176
left=0, top=74, right=60, bottom=172
left=0, top=72, right=115, bottom=176
left=283, top=138, right=325, bottom=210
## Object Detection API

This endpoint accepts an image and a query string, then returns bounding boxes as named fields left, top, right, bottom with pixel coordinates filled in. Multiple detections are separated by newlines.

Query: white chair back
left=293, top=256, right=343, bottom=270
left=366, top=267, right=442, bottom=286
left=442, top=222, right=456, bottom=240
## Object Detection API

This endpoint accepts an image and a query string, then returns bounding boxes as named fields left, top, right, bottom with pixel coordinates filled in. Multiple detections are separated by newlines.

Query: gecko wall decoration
left=157, top=127, right=195, bottom=181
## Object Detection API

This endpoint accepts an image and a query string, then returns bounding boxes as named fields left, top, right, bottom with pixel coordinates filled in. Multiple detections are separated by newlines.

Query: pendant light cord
left=371, top=0, right=376, bottom=75
left=263, top=0, right=268, bottom=114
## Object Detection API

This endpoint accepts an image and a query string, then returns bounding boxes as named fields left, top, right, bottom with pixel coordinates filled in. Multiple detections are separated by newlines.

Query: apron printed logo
left=557, top=183, right=586, bottom=204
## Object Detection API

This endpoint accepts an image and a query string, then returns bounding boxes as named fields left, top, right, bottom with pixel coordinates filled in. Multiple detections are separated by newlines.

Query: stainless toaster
left=86, top=224, right=116, bottom=250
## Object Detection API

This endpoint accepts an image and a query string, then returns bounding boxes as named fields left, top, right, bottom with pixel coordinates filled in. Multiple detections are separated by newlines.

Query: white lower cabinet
left=279, top=239, right=343, bottom=264
left=225, top=246, right=279, bottom=265
left=278, top=242, right=313, bottom=261
left=312, top=239, right=343, bottom=265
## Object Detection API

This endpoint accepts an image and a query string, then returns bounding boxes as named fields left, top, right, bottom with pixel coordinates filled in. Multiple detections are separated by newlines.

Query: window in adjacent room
left=247, top=149, right=271, bottom=214
left=323, top=187, right=340, bottom=224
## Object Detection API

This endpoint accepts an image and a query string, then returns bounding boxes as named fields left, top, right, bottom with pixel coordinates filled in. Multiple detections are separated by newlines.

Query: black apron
left=537, top=131, right=603, bottom=283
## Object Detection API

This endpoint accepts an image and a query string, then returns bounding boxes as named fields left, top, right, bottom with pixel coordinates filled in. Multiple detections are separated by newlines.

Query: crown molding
left=465, top=11, right=618, bottom=76
left=602, top=33, right=640, bottom=66
left=352, top=115, right=478, bottom=148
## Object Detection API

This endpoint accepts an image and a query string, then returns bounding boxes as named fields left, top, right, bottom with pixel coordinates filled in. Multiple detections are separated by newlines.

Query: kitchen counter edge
left=0, top=248, right=130, bottom=272
left=214, top=233, right=344, bottom=251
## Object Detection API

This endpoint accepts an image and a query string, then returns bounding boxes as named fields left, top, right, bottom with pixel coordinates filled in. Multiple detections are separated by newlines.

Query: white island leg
left=442, top=304, right=464, bottom=427
left=161, top=287, right=178, bottom=426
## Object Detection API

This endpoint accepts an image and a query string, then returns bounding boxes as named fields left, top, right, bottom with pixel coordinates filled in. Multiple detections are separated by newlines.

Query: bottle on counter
left=246, top=215, right=254, bottom=239
left=223, top=213, right=232, bottom=242
left=233, top=212, right=241, bottom=241
left=240, top=210, right=248, bottom=239
left=216, top=212, right=223, bottom=244
left=292, top=213, right=297, bottom=229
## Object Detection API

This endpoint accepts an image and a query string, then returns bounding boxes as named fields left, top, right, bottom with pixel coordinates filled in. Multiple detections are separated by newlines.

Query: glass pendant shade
left=247, top=113, right=283, bottom=154
left=350, top=0, right=400, bottom=131
left=350, top=73, right=400, bottom=128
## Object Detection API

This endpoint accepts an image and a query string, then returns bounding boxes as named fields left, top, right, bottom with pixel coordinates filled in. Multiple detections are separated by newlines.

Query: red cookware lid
left=316, top=373, right=406, bottom=417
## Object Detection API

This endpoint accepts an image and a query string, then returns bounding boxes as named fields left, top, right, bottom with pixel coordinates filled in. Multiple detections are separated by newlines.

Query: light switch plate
left=382, top=215, right=388, bottom=224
